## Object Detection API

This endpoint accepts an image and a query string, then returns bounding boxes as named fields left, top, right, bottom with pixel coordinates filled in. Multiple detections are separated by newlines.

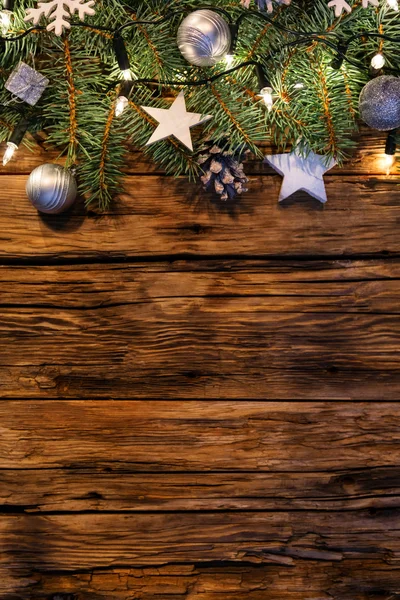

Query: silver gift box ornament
left=5, top=62, right=49, bottom=106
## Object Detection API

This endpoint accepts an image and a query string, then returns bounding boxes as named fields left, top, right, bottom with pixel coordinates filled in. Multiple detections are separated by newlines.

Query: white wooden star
left=362, top=0, right=379, bottom=7
left=265, top=150, right=336, bottom=203
left=141, top=91, right=213, bottom=152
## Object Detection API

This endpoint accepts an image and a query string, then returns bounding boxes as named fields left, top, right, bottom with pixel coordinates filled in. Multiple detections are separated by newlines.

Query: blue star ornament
left=265, top=150, right=336, bottom=203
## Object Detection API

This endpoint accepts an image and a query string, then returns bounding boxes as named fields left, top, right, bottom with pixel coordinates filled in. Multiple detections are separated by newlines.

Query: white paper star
left=141, top=91, right=213, bottom=152
left=265, top=150, right=336, bottom=203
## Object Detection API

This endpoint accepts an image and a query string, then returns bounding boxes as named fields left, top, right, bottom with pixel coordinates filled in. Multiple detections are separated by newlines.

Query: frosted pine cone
left=198, top=139, right=249, bottom=201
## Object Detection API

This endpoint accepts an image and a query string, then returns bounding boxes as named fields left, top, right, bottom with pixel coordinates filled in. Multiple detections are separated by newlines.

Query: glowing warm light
left=225, top=54, right=234, bottom=68
left=259, top=86, right=273, bottom=111
left=122, top=69, right=132, bottom=81
left=383, top=153, right=395, bottom=173
left=371, top=53, right=385, bottom=70
left=294, top=82, right=304, bottom=89
left=386, top=0, right=399, bottom=10
left=2, top=141, right=17, bottom=166
left=115, top=95, right=129, bottom=117
left=0, top=10, right=11, bottom=34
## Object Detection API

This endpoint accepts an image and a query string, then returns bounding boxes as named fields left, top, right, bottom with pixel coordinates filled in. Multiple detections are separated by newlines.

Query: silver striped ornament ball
left=26, top=164, right=77, bottom=214
left=359, top=75, right=400, bottom=131
left=177, top=10, right=231, bottom=67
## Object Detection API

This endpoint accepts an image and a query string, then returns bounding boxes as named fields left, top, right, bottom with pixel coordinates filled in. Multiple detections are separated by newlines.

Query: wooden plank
left=1, top=401, right=400, bottom=470
left=0, top=127, right=392, bottom=176
left=0, top=261, right=399, bottom=399
left=2, top=509, right=400, bottom=570
left=0, top=175, right=398, bottom=259
left=5, top=560, right=400, bottom=600
left=1, top=259, right=400, bottom=312
left=2, top=466, right=400, bottom=512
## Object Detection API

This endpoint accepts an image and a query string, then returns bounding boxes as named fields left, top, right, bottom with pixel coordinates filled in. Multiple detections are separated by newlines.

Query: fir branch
left=313, top=57, right=339, bottom=157
left=342, top=69, right=357, bottom=118
left=0, top=119, right=13, bottom=131
left=209, top=83, right=256, bottom=149
left=99, top=97, right=117, bottom=197
left=129, top=12, right=164, bottom=70
left=63, top=35, right=78, bottom=164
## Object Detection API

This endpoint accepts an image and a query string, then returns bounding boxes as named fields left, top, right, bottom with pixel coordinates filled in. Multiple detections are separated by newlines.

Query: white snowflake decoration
left=25, top=0, right=96, bottom=36
left=241, top=0, right=291, bottom=13
left=327, top=0, right=352, bottom=17
left=327, top=0, right=390, bottom=15
left=362, top=0, right=379, bottom=6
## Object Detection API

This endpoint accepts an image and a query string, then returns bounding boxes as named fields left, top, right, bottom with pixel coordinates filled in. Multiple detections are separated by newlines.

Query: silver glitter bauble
left=359, top=75, right=400, bottom=131
left=26, top=164, right=77, bottom=214
left=177, top=10, right=231, bottom=67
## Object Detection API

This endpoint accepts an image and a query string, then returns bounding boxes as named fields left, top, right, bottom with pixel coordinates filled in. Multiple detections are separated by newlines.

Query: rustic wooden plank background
left=1, top=129, right=400, bottom=599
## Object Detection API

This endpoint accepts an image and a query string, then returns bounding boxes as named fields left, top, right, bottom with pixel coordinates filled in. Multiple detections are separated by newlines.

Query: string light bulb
left=115, top=80, right=133, bottom=117
left=383, top=153, right=395, bottom=172
left=0, top=10, right=11, bottom=34
left=225, top=54, right=234, bottom=68
left=255, top=63, right=274, bottom=111
left=115, top=95, right=129, bottom=117
left=370, top=53, right=385, bottom=70
left=0, top=0, right=13, bottom=34
left=2, top=141, right=17, bottom=165
left=2, top=117, right=29, bottom=166
left=225, top=23, right=238, bottom=69
left=259, top=86, right=273, bottom=110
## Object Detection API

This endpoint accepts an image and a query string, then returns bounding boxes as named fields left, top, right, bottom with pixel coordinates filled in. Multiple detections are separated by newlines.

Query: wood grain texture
left=12, top=561, right=400, bottom=600
left=2, top=466, right=400, bottom=512
left=1, top=131, right=400, bottom=599
left=1, top=402, right=399, bottom=470
left=2, top=508, right=400, bottom=570
left=0, top=260, right=399, bottom=399
left=0, top=175, right=398, bottom=259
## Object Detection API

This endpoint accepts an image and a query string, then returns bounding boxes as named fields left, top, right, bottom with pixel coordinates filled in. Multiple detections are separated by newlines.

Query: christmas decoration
left=25, top=0, right=96, bottom=36
left=177, top=10, right=231, bottom=67
left=359, top=76, right=400, bottom=131
left=2, top=117, right=29, bottom=165
left=327, top=0, right=352, bottom=17
left=142, top=91, right=213, bottom=152
left=0, top=0, right=398, bottom=211
left=198, top=140, right=249, bottom=200
left=26, top=164, right=77, bottom=214
left=362, top=0, right=379, bottom=7
left=241, top=0, right=291, bottom=13
left=5, top=62, right=49, bottom=106
left=265, top=150, right=337, bottom=203
left=327, top=0, right=383, bottom=14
